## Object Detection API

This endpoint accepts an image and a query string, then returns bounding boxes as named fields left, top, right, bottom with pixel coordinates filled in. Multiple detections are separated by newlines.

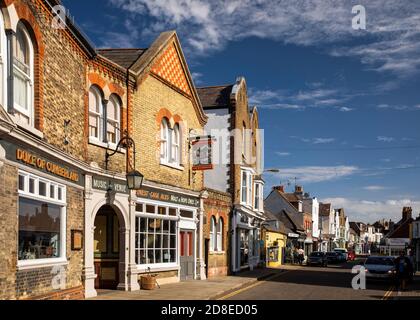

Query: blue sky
left=63, top=0, right=420, bottom=223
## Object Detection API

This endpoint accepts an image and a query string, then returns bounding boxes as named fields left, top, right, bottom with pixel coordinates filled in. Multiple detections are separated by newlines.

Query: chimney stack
left=402, top=207, right=412, bottom=221
left=295, top=185, right=303, bottom=195
left=273, top=186, right=285, bottom=193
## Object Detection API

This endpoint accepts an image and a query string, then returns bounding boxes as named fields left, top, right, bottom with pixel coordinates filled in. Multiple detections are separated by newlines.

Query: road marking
left=382, top=286, right=395, bottom=300
left=217, top=271, right=290, bottom=300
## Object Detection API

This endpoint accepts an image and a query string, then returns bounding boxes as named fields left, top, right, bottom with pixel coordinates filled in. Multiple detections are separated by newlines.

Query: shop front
left=135, top=184, right=202, bottom=283
left=0, top=137, right=86, bottom=300
left=263, top=229, right=287, bottom=268
left=231, top=206, right=264, bottom=272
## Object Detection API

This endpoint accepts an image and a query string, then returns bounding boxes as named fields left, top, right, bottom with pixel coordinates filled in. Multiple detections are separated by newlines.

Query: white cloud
left=339, top=107, right=354, bottom=112
left=276, top=152, right=291, bottom=157
left=109, top=0, right=420, bottom=78
left=313, top=138, right=336, bottom=144
left=377, top=136, right=395, bottom=143
left=321, top=197, right=420, bottom=223
left=363, top=185, right=387, bottom=191
left=271, top=165, right=359, bottom=184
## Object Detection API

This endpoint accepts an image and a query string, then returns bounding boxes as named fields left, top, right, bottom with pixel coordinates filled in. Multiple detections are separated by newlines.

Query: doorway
left=94, top=205, right=121, bottom=290
left=180, top=230, right=194, bottom=281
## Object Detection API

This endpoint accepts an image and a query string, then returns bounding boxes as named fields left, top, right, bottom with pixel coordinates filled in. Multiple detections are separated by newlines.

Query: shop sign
left=1, top=140, right=84, bottom=185
left=137, top=186, right=199, bottom=207
left=92, top=176, right=129, bottom=194
left=191, top=135, right=213, bottom=171
left=288, top=233, right=299, bottom=238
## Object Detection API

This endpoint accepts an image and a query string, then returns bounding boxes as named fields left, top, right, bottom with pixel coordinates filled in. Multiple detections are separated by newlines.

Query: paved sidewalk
left=391, top=276, right=420, bottom=300
left=90, top=268, right=280, bottom=300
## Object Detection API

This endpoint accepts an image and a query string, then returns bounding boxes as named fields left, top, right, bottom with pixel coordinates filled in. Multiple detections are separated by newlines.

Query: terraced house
left=0, top=0, right=208, bottom=300
left=198, top=77, right=265, bottom=274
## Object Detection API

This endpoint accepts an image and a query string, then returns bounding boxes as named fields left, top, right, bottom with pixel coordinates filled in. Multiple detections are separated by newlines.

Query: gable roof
left=97, top=48, right=147, bottom=69
left=196, top=85, right=234, bottom=108
left=128, top=31, right=208, bottom=126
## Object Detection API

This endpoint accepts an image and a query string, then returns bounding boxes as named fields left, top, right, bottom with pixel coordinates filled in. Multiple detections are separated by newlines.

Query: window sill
left=209, top=251, right=226, bottom=255
left=17, top=258, right=68, bottom=271
left=160, top=162, right=184, bottom=171
left=12, top=115, right=44, bottom=139
left=135, top=263, right=179, bottom=274
left=88, top=137, right=126, bottom=154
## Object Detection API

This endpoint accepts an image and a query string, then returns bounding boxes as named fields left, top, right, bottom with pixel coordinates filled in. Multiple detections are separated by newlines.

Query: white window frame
left=254, top=182, right=264, bottom=212
left=0, top=10, right=7, bottom=109
left=17, top=171, right=67, bottom=270
left=88, top=86, right=103, bottom=141
left=106, top=94, right=120, bottom=147
left=160, top=119, right=183, bottom=169
left=134, top=202, right=179, bottom=270
left=13, top=24, right=34, bottom=127
left=216, top=218, right=223, bottom=252
left=210, top=216, right=216, bottom=252
left=240, top=169, right=254, bottom=207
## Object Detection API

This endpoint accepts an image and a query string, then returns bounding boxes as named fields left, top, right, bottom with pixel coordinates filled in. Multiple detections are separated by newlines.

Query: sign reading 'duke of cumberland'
left=191, top=135, right=213, bottom=171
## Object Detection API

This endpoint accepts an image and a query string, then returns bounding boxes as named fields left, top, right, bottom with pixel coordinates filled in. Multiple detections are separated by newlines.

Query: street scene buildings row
left=0, top=0, right=419, bottom=300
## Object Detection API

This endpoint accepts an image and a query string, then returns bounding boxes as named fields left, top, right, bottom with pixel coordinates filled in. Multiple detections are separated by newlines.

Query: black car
left=307, top=251, right=328, bottom=266
left=326, top=251, right=340, bottom=264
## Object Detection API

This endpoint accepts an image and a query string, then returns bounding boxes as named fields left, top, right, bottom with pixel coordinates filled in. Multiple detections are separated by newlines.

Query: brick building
left=197, top=77, right=265, bottom=274
left=0, top=0, right=208, bottom=300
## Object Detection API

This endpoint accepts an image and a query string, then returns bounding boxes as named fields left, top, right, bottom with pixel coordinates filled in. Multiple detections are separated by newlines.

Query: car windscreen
left=365, top=258, right=394, bottom=266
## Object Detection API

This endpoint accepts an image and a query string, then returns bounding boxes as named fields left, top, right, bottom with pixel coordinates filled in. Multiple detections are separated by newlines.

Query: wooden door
left=180, top=230, right=194, bottom=281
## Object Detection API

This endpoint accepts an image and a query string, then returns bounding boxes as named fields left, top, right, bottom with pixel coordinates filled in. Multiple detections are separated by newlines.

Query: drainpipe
left=198, top=190, right=209, bottom=280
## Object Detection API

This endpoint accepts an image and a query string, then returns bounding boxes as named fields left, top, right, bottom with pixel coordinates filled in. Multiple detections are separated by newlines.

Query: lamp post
left=105, top=133, right=144, bottom=190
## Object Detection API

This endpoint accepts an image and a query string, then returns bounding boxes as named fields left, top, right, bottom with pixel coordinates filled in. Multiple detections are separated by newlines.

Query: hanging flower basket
left=140, top=274, right=157, bottom=290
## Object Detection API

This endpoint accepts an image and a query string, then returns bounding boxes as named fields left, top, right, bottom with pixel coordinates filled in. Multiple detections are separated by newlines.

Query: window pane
left=155, top=249, right=162, bottom=264
left=170, top=220, right=176, bottom=234
left=57, top=187, right=63, bottom=200
left=180, top=210, right=193, bottom=219
left=158, top=207, right=166, bottom=215
left=136, top=203, right=143, bottom=212
left=169, top=208, right=177, bottom=216
left=39, top=181, right=46, bottom=197
left=29, top=178, right=35, bottom=194
left=18, top=175, right=25, bottom=191
left=146, top=205, right=155, bottom=214
left=163, top=220, right=169, bottom=234
left=170, top=249, right=176, bottom=263
left=170, top=234, right=176, bottom=249
left=139, top=218, right=146, bottom=232
left=50, top=185, right=55, bottom=199
left=18, top=198, right=61, bottom=260
left=14, top=72, right=28, bottom=110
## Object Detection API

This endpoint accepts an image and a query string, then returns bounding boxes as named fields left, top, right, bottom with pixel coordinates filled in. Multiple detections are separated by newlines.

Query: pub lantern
left=126, top=170, right=144, bottom=190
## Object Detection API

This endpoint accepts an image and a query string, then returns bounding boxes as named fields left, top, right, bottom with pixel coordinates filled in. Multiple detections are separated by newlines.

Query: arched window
left=88, top=86, right=102, bottom=140
left=13, top=24, right=34, bottom=126
left=107, top=95, right=120, bottom=144
left=160, top=118, right=169, bottom=162
left=171, top=123, right=180, bottom=164
left=217, top=218, right=224, bottom=251
left=0, top=10, right=7, bottom=108
left=210, top=216, right=217, bottom=252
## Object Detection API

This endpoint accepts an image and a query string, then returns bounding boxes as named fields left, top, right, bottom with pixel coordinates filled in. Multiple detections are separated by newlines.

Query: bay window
left=17, top=171, right=66, bottom=266
left=241, top=169, right=253, bottom=206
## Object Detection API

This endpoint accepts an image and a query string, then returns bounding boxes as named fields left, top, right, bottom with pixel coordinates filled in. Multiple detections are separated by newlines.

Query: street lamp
left=264, top=169, right=280, bottom=173
left=105, top=133, right=144, bottom=190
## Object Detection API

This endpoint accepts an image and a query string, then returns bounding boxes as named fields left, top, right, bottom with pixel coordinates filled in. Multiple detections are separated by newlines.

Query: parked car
left=326, top=252, right=340, bottom=264
left=348, top=251, right=356, bottom=261
left=334, top=248, right=348, bottom=260
left=336, top=252, right=347, bottom=262
left=364, top=256, right=397, bottom=281
left=307, top=252, right=328, bottom=267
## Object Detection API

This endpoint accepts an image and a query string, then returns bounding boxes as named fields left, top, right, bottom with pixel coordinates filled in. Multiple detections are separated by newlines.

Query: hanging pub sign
left=191, top=135, right=213, bottom=171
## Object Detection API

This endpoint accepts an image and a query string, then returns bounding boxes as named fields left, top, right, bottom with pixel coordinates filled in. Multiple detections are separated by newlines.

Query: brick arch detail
left=88, top=73, right=125, bottom=102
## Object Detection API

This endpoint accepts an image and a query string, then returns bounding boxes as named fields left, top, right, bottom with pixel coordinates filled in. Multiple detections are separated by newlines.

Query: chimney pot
left=295, top=185, right=303, bottom=194
left=274, top=186, right=285, bottom=193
